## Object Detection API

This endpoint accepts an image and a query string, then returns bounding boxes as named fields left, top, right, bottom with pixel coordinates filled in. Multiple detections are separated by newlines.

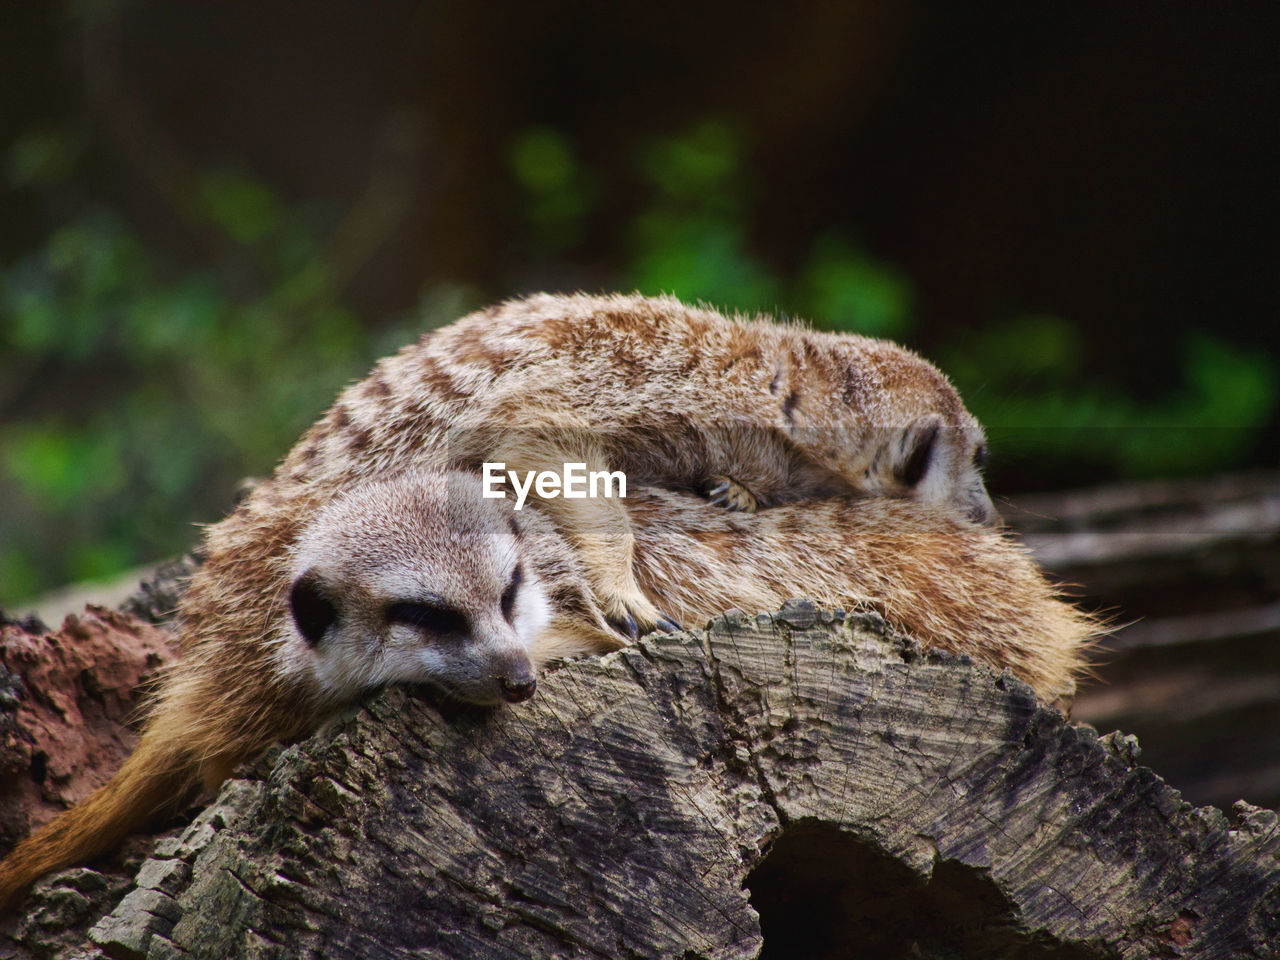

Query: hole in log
left=745, top=820, right=1108, bottom=959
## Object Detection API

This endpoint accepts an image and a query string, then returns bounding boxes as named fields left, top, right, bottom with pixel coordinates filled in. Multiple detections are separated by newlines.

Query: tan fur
left=279, top=293, right=993, bottom=629
left=0, top=293, right=999, bottom=909
left=622, top=488, right=1096, bottom=704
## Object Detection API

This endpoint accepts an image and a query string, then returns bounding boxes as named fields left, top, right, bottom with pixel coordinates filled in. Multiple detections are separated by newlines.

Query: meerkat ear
left=291, top=569, right=337, bottom=646
left=896, top=414, right=943, bottom=489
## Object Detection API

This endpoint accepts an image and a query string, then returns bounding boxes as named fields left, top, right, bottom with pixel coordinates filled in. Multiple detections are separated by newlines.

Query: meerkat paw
left=706, top=475, right=759, bottom=513
left=602, top=588, right=682, bottom=641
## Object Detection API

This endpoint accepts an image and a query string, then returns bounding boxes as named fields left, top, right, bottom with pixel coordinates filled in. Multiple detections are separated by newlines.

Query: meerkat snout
left=877, top=413, right=995, bottom=525
left=280, top=471, right=553, bottom=707
left=494, top=655, right=537, bottom=703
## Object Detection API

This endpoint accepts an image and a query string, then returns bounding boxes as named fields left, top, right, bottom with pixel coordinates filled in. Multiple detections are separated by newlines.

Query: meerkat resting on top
left=0, top=468, right=1096, bottom=910
left=271, top=292, right=993, bottom=636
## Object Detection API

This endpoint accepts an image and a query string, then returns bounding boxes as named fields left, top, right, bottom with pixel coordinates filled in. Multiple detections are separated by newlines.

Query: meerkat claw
left=608, top=610, right=641, bottom=641
left=602, top=588, right=677, bottom=640
left=707, top=475, right=759, bottom=513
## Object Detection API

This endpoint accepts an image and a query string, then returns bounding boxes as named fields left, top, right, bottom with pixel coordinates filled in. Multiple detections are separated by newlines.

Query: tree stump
left=24, top=604, right=1275, bottom=960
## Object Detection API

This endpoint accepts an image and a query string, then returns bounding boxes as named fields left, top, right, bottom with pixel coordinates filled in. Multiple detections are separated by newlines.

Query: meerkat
left=273, top=292, right=993, bottom=635
left=0, top=472, right=573, bottom=915
left=0, top=469, right=1096, bottom=911
left=622, top=486, right=1095, bottom=704
left=0, top=292, right=995, bottom=906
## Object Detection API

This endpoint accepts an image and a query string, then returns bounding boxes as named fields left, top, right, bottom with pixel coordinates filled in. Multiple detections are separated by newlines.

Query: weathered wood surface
left=17, top=606, right=1277, bottom=960
left=1004, top=470, right=1280, bottom=811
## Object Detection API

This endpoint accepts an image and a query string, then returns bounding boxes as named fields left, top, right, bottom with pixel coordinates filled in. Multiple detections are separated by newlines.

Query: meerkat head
left=881, top=411, right=993, bottom=525
left=280, top=470, right=551, bottom=707
left=820, top=336, right=995, bottom=524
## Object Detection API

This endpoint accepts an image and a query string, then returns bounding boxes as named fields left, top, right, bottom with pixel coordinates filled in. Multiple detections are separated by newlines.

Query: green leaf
left=800, top=236, right=913, bottom=337
left=6, top=127, right=84, bottom=188
left=630, top=216, right=781, bottom=313
left=198, top=170, right=283, bottom=243
left=509, top=127, right=578, bottom=194
left=639, top=121, right=741, bottom=203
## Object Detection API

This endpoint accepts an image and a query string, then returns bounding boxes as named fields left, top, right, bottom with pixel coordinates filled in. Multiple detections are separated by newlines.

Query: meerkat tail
left=0, top=733, right=200, bottom=914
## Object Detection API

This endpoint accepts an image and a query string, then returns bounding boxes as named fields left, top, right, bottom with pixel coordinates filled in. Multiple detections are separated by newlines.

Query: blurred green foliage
left=629, top=121, right=783, bottom=311
left=942, top=317, right=1277, bottom=479
left=618, top=122, right=1275, bottom=485
left=1, top=117, right=1275, bottom=607
left=0, top=159, right=431, bottom=605
left=509, top=127, right=599, bottom=255
left=627, top=121, right=912, bottom=336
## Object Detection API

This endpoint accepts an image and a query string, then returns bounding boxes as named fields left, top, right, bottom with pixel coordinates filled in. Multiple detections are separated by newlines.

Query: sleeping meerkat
left=0, top=470, right=1095, bottom=910
left=277, top=292, right=993, bottom=634
left=622, top=486, right=1095, bottom=705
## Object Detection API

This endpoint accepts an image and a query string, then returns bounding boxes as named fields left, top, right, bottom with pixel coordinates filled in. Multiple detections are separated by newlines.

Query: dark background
left=2, top=1, right=1277, bottom=605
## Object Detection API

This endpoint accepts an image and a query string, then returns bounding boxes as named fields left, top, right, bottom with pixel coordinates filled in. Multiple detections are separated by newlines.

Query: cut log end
left=6, top=608, right=1280, bottom=959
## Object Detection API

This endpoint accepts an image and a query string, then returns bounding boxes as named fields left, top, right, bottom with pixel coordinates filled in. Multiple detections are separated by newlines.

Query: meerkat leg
left=488, top=432, right=681, bottom=639
left=706, top=475, right=759, bottom=513
left=531, top=616, right=629, bottom=665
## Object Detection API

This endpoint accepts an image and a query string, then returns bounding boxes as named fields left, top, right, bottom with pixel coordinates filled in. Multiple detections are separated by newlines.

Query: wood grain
left=58, top=605, right=1279, bottom=959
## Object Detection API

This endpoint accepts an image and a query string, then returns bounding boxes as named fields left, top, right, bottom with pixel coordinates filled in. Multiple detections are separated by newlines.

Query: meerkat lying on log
left=0, top=469, right=1095, bottom=911
left=274, top=292, right=994, bottom=635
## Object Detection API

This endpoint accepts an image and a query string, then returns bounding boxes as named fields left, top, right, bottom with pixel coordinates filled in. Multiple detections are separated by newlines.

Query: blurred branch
left=79, top=11, right=426, bottom=301
left=79, top=13, right=229, bottom=265
left=324, top=107, right=429, bottom=297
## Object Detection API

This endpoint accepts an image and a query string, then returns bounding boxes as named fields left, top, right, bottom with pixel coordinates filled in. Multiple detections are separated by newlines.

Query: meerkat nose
left=968, top=493, right=997, bottom=526
left=498, top=675, right=537, bottom=703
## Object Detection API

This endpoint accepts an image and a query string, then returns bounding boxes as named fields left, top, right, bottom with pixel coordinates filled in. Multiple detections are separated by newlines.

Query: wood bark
left=16, top=605, right=1276, bottom=960
left=1005, top=470, right=1280, bottom=812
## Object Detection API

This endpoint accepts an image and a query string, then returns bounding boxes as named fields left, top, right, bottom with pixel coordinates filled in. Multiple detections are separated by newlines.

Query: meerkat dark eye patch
left=291, top=571, right=337, bottom=646
left=386, top=600, right=469, bottom=637
left=973, top=443, right=989, bottom=469
left=898, top=418, right=941, bottom=489
left=501, top=565, right=524, bottom=623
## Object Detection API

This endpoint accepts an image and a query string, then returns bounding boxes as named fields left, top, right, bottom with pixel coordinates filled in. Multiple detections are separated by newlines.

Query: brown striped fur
left=279, top=293, right=993, bottom=629
left=0, top=294, right=1005, bottom=910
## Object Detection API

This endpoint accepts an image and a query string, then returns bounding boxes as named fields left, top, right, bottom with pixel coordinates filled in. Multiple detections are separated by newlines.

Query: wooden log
left=1003, top=469, right=1280, bottom=813
left=1003, top=469, right=1280, bottom=591
left=0, top=608, right=179, bottom=853
left=16, top=606, right=1275, bottom=959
